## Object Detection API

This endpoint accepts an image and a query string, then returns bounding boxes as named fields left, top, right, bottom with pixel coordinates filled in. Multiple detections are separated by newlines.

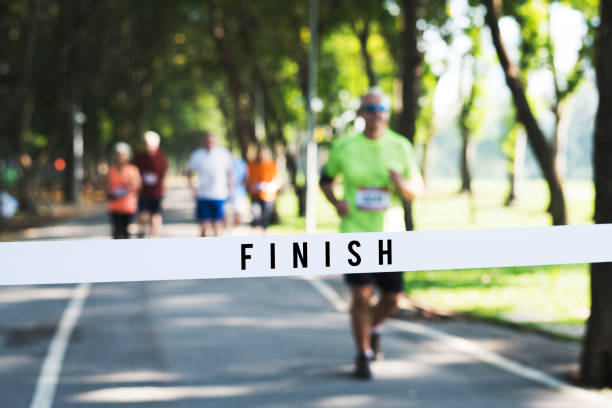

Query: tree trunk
left=580, top=0, right=612, bottom=389
left=210, top=4, right=254, bottom=158
left=398, top=0, right=421, bottom=144
left=399, top=0, right=422, bottom=231
left=459, top=126, right=473, bottom=193
left=458, top=54, right=477, bottom=194
left=135, top=77, right=152, bottom=143
left=10, top=0, right=41, bottom=212
left=505, top=128, right=526, bottom=206
left=354, top=18, right=377, bottom=87
left=420, top=127, right=435, bottom=187
left=483, top=0, right=567, bottom=225
left=17, top=90, right=37, bottom=212
left=553, top=101, right=570, bottom=180
left=235, top=12, right=285, bottom=149
left=61, top=98, right=75, bottom=203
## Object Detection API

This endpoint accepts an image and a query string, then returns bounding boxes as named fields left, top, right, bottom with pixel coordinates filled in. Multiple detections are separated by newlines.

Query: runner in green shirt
left=320, top=87, right=424, bottom=380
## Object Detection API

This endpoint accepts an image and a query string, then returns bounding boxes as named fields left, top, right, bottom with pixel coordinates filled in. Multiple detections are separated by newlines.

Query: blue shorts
left=196, top=199, right=226, bottom=221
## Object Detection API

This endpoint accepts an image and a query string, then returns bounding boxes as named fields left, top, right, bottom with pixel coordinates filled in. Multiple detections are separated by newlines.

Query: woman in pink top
left=107, top=142, right=141, bottom=239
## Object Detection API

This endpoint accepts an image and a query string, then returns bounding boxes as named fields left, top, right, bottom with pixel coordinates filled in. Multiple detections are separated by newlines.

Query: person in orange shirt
left=247, top=145, right=279, bottom=232
left=107, top=142, right=141, bottom=239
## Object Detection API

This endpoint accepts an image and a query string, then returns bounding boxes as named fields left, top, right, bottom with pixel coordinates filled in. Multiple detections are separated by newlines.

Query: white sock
left=364, top=349, right=375, bottom=359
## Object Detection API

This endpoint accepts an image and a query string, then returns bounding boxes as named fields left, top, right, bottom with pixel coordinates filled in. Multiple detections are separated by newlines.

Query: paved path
left=1, top=182, right=610, bottom=407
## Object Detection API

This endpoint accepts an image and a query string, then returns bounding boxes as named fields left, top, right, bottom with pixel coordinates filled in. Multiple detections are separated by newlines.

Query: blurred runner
left=247, top=145, right=279, bottom=233
left=107, top=142, right=141, bottom=239
left=226, top=153, right=250, bottom=230
left=320, top=88, right=424, bottom=380
left=187, top=131, right=233, bottom=237
left=132, top=131, right=168, bottom=238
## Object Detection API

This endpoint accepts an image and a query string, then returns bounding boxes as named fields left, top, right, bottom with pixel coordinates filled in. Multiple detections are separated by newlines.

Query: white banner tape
left=1, top=224, right=611, bottom=286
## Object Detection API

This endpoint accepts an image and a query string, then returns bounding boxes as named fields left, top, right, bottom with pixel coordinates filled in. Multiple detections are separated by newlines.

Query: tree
left=502, top=120, right=527, bottom=206
left=579, top=0, right=612, bottom=389
left=510, top=0, right=596, bottom=205
left=482, top=0, right=567, bottom=225
left=457, top=22, right=485, bottom=194
left=395, top=0, right=447, bottom=230
left=415, top=63, right=440, bottom=185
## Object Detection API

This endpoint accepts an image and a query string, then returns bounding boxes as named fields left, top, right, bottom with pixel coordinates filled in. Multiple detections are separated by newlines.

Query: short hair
left=114, top=142, right=132, bottom=159
left=359, top=87, right=392, bottom=111
left=143, top=130, right=160, bottom=147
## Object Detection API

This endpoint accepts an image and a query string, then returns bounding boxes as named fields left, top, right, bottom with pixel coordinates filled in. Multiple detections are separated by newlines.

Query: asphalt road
left=1, top=182, right=611, bottom=407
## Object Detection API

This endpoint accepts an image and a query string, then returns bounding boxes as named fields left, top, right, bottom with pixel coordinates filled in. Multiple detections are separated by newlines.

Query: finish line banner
left=1, top=224, right=611, bottom=286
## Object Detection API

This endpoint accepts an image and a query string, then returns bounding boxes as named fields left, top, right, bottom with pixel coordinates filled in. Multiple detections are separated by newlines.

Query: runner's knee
left=380, top=292, right=401, bottom=309
left=351, top=285, right=373, bottom=310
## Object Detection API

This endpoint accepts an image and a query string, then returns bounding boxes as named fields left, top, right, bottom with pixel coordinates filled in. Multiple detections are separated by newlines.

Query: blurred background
left=0, top=0, right=603, bottom=346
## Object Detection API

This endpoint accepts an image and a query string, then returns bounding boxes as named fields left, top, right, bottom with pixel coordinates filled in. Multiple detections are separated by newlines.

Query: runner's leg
left=372, top=292, right=401, bottom=327
left=115, top=213, right=131, bottom=239
left=151, top=213, right=162, bottom=237
left=350, top=284, right=374, bottom=352
left=109, top=213, right=120, bottom=239
left=150, top=201, right=162, bottom=237
left=212, top=199, right=225, bottom=236
left=138, top=210, right=150, bottom=237
left=262, top=200, right=274, bottom=230
left=201, top=221, right=211, bottom=237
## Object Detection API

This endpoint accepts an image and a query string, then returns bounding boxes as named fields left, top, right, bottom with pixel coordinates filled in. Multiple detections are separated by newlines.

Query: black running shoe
left=370, top=332, right=383, bottom=361
left=354, top=352, right=373, bottom=380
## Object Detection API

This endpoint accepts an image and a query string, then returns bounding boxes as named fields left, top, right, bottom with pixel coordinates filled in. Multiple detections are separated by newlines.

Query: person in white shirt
left=187, top=131, right=233, bottom=237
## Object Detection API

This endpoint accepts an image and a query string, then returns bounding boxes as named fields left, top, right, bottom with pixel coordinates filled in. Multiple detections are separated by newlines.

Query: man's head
left=358, top=87, right=391, bottom=137
left=144, top=131, right=160, bottom=155
left=202, top=131, right=216, bottom=151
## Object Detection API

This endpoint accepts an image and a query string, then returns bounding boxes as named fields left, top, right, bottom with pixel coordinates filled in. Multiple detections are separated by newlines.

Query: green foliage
left=511, top=0, right=592, bottom=107
left=0, top=0, right=597, bottom=194
left=405, top=264, right=589, bottom=340
left=415, top=64, right=438, bottom=144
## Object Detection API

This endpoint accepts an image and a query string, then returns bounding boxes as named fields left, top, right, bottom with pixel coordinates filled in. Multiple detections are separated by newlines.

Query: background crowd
left=106, top=130, right=279, bottom=239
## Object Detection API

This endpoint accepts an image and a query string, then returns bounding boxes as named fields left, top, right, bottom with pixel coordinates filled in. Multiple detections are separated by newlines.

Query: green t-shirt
left=323, top=129, right=422, bottom=233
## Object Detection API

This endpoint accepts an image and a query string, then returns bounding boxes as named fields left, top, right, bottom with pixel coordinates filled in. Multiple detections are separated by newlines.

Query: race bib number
left=143, top=172, right=158, bottom=185
left=114, top=187, right=127, bottom=198
left=355, top=188, right=390, bottom=211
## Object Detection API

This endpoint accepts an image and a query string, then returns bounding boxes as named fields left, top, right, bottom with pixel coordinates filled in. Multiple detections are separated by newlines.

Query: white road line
left=300, top=275, right=347, bottom=312
left=302, top=276, right=611, bottom=406
left=29, top=283, right=91, bottom=408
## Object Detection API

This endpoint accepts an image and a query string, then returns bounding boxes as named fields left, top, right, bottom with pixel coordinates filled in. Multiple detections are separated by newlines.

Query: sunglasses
left=362, top=104, right=390, bottom=112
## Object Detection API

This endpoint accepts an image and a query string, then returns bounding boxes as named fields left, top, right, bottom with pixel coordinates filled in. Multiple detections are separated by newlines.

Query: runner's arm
left=320, top=172, right=348, bottom=217
left=389, top=170, right=424, bottom=201
left=186, top=170, right=196, bottom=197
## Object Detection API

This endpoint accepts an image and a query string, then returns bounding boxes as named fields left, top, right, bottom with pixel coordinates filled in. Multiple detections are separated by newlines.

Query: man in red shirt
left=132, top=131, right=168, bottom=238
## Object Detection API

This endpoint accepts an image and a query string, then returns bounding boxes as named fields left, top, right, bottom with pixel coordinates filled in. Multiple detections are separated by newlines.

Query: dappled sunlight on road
left=314, top=394, right=378, bottom=408
left=160, top=313, right=345, bottom=330
left=68, top=384, right=257, bottom=403
left=157, top=293, right=230, bottom=308
left=0, top=355, right=37, bottom=373
left=0, top=287, right=74, bottom=304
left=63, top=370, right=181, bottom=384
left=67, top=378, right=294, bottom=404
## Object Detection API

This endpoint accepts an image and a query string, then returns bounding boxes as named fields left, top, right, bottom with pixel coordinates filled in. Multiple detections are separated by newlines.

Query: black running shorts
left=138, top=197, right=162, bottom=214
left=344, top=272, right=404, bottom=294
